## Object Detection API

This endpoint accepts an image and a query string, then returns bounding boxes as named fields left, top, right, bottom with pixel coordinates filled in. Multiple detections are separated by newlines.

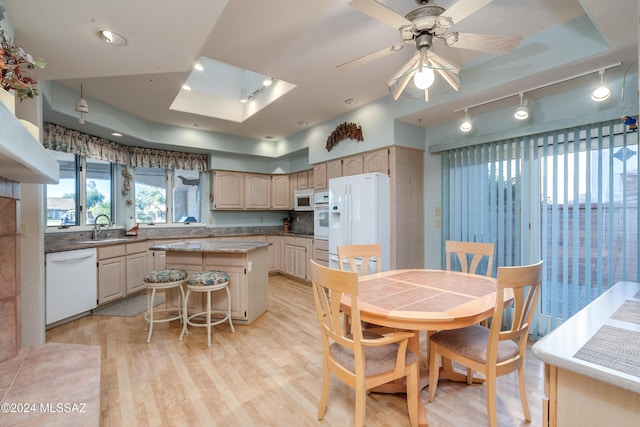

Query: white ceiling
left=2, top=0, right=637, bottom=146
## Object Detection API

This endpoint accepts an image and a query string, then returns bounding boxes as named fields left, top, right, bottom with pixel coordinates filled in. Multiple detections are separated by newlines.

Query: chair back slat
left=445, top=240, right=495, bottom=277
left=337, top=244, right=382, bottom=275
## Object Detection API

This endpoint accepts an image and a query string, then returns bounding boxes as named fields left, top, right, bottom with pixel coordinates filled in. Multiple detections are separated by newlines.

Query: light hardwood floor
left=46, top=275, right=544, bottom=427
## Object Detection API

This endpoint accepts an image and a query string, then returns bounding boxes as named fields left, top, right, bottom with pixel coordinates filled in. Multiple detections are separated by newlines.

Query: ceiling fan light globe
left=413, top=67, right=435, bottom=89
left=591, top=85, right=610, bottom=102
left=75, top=98, right=89, bottom=114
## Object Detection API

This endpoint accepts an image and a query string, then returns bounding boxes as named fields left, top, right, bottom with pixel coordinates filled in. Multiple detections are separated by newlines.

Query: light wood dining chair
left=310, top=260, right=419, bottom=427
left=428, top=260, right=543, bottom=427
left=337, top=244, right=388, bottom=335
left=445, top=240, right=495, bottom=277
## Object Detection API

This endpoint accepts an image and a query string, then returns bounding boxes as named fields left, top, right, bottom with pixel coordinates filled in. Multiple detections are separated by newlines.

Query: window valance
left=43, top=123, right=208, bottom=171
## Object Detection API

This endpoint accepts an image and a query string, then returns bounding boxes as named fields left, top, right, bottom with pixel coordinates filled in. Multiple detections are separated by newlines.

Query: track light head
left=514, top=93, right=529, bottom=120
left=591, top=69, right=610, bottom=102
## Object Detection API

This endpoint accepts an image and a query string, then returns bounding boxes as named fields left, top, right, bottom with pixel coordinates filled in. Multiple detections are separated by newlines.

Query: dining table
left=340, top=268, right=506, bottom=427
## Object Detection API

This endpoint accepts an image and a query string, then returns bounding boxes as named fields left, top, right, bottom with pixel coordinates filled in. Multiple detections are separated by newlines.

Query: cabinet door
left=364, top=149, right=389, bottom=174
left=126, top=252, right=147, bottom=294
left=342, top=154, right=364, bottom=176
left=275, top=236, right=284, bottom=271
left=314, top=162, right=328, bottom=190
left=305, top=239, right=314, bottom=280
left=294, top=245, right=306, bottom=280
left=297, top=171, right=308, bottom=189
left=246, top=173, right=271, bottom=209
left=207, top=266, right=245, bottom=319
left=271, top=175, right=289, bottom=209
left=98, top=257, right=126, bottom=304
left=285, top=244, right=295, bottom=276
left=327, top=159, right=342, bottom=180
left=267, top=236, right=278, bottom=272
left=212, top=171, right=244, bottom=209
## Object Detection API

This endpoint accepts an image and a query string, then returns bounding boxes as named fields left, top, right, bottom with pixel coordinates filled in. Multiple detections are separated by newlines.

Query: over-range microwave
left=294, top=189, right=315, bottom=211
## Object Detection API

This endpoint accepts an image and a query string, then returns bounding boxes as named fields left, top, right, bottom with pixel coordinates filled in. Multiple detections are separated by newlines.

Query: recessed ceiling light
left=194, top=62, right=204, bottom=71
left=111, top=132, right=123, bottom=137
left=97, top=30, right=127, bottom=46
left=262, top=77, right=273, bottom=87
left=344, top=98, right=357, bottom=105
left=182, top=84, right=191, bottom=91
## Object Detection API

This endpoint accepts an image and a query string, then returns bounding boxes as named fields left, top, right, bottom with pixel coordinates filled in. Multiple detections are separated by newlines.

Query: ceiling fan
left=340, top=0, right=523, bottom=101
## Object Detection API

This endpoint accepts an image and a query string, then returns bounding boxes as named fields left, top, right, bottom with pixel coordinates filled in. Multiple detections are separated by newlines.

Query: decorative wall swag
left=326, top=121, right=363, bottom=151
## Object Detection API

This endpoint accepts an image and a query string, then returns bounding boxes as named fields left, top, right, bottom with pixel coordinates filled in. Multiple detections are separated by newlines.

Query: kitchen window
left=134, top=167, right=202, bottom=224
left=46, top=151, right=114, bottom=227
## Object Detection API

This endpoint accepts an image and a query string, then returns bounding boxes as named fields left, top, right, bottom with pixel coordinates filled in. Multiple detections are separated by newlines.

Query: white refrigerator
left=328, top=172, right=390, bottom=273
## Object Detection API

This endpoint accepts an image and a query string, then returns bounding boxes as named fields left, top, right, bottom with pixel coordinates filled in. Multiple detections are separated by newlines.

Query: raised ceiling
left=2, top=0, right=637, bottom=144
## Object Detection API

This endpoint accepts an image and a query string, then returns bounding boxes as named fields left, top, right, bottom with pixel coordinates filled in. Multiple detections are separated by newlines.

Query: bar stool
left=143, top=269, right=187, bottom=343
left=180, top=270, right=235, bottom=346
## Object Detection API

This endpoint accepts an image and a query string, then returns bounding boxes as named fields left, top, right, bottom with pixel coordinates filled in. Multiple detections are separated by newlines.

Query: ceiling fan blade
left=424, top=88, right=429, bottom=102
left=387, top=51, right=420, bottom=87
left=337, top=43, right=405, bottom=71
left=349, top=0, right=413, bottom=30
left=447, top=32, right=523, bottom=54
left=443, top=0, right=493, bottom=25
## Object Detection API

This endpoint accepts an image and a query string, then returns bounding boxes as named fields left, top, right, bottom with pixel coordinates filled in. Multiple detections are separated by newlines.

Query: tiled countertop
left=532, top=281, right=640, bottom=394
left=0, top=343, right=101, bottom=426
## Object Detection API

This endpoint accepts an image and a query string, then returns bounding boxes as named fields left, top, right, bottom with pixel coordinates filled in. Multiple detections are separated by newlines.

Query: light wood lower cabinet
left=284, top=236, right=313, bottom=281
left=267, top=235, right=284, bottom=272
left=164, top=246, right=268, bottom=324
left=126, top=242, right=148, bottom=295
left=97, top=245, right=126, bottom=305
left=313, top=238, right=329, bottom=267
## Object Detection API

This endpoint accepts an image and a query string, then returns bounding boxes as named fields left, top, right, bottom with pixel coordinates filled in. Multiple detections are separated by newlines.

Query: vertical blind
left=442, top=119, right=639, bottom=337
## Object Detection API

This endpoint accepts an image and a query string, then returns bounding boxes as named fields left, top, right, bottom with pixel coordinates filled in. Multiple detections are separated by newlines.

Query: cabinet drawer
left=167, top=252, right=203, bottom=266
left=314, top=239, right=328, bottom=251
left=126, top=241, right=147, bottom=254
left=284, top=236, right=295, bottom=246
left=294, top=237, right=307, bottom=247
left=314, top=249, right=329, bottom=262
left=98, top=244, right=125, bottom=260
left=205, top=252, right=246, bottom=268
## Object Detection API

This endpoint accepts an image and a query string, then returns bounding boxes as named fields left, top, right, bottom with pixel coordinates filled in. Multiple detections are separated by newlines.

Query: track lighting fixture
left=459, top=108, right=472, bottom=132
left=591, top=68, right=611, bottom=102
left=514, top=93, right=529, bottom=120
left=75, top=84, right=88, bottom=124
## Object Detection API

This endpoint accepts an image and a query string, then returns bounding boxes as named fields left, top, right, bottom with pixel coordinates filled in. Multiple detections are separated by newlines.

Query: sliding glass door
left=442, top=119, right=639, bottom=337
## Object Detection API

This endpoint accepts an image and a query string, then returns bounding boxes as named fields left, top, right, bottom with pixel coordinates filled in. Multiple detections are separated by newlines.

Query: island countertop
left=532, top=281, right=640, bottom=394
left=149, top=240, right=271, bottom=253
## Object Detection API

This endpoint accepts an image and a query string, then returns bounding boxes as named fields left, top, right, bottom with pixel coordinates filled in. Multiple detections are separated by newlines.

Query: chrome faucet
left=92, top=214, right=112, bottom=240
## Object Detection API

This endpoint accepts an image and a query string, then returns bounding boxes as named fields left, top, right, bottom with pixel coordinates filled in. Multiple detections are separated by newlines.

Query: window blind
left=442, top=119, right=639, bottom=337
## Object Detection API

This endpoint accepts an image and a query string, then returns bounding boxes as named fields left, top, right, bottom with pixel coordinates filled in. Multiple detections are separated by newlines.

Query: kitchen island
left=149, top=240, right=270, bottom=324
left=532, top=281, right=640, bottom=426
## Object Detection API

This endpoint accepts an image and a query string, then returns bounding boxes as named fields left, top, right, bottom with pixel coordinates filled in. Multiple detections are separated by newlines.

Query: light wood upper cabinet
left=297, top=170, right=309, bottom=189
left=327, top=159, right=342, bottom=181
left=245, top=173, right=271, bottom=209
left=212, top=170, right=244, bottom=209
left=289, top=173, right=298, bottom=209
left=314, top=162, right=328, bottom=190
left=364, top=148, right=389, bottom=174
left=342, top=154, right=364, bottom=176
left=271, top=175, right=289, bottom=209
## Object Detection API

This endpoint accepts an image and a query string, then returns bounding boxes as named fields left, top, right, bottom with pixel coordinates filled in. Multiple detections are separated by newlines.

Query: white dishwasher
left=46, top=248, right=97, bottom=325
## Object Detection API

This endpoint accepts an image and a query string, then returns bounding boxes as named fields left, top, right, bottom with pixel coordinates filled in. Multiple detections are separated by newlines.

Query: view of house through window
left=46, top=152, right=114, bottom=227
left=86, top=158, right=112, bottom=224
left=46, top=151, right=77, bottom=226
left=134, top=167, right=167, bottom=224
left=173, top=169, right=201, bottom=223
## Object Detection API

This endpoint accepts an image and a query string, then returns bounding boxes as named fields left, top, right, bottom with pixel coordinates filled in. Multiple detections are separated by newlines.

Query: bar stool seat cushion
left=187, top=270, right=229, bottom=287
left=144, top=269, right=187, bottom=283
